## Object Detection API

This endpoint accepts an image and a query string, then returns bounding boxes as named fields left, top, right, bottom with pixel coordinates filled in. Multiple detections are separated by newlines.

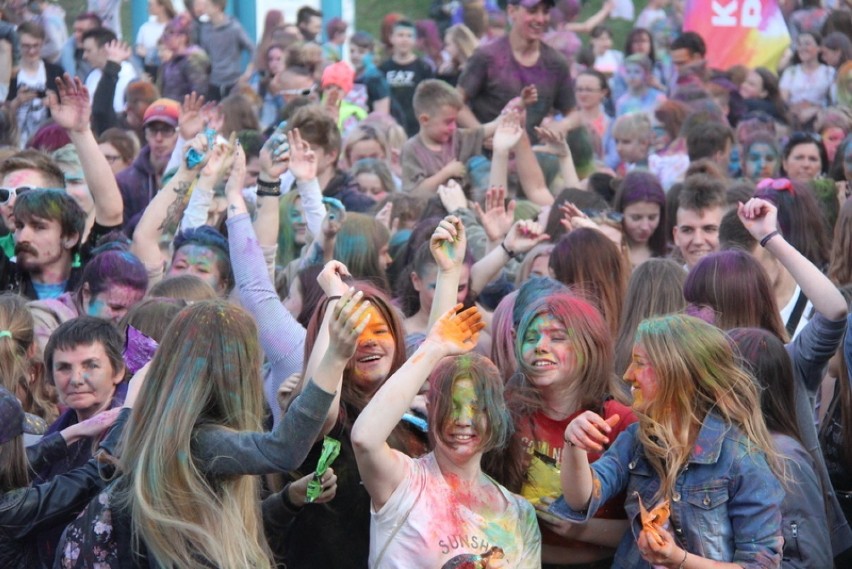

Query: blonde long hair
left=634, top=315, right=779, bottom=502
left=119, top=301, right=270, bottom=568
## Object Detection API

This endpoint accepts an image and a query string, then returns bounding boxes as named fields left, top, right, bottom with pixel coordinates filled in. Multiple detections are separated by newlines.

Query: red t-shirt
left=518, top=399, right=636, bottom=548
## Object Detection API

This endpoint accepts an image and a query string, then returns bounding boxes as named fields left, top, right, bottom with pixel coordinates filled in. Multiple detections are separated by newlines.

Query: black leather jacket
left=0, top=409, right=128, bottom=569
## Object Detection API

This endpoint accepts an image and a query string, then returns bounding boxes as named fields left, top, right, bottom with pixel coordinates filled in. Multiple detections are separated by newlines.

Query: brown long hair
left=300, top=282, right=406, bottom=429
left=549, top=228, right=629, bottom=335
left=683, top=250, right=789, bottom=342
left=614, top=259, right=686, bottom=377
left=829, top=199, right=852, bottom=286
left=485, top=293, right=623, bottom=492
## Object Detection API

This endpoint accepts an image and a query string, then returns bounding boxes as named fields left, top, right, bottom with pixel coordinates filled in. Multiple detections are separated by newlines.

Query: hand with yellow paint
left=426, top=304, right=485, bottom=356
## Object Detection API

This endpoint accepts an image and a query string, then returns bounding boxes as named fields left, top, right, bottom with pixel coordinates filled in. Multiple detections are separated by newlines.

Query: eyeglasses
left=756, top=177, right=794, bottom=194
left=145, top=123, right=176, bottom=136
left=280, top=84, right=317, bottom=97
left=0, top=186, right=36, bottom=204
left=20, top=42, right=42, bottom=51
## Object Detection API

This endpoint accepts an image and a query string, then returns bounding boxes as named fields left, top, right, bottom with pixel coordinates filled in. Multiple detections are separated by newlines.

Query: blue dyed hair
left=171, top=226, right=234, bottom=292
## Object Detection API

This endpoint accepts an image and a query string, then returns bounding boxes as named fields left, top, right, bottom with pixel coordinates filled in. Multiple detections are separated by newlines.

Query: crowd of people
left=0, top=0, right=851, bottom=567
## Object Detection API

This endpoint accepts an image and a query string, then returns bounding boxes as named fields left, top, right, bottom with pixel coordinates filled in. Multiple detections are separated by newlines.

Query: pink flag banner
left=682, top=0, right=791, bottom=72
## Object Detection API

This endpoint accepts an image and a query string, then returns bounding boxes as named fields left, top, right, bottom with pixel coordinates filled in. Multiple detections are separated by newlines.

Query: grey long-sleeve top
left=226, top=213, right=307, bottom=424
left=787, top=312, right=852, bottom=556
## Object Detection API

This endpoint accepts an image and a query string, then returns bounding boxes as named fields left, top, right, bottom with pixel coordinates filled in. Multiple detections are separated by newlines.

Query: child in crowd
left=615, top=54, right=667, bottom=117
left=197, top=0, right=254, bottom=101
left=400, top=79, right=500, bottom=195
left=320, top=61, right=367, bottom=136
left=379, top=19, right=435, bottom=136
left=610, top=112, right=653, bottom=174
left=347, top=31, right=391, bottom=115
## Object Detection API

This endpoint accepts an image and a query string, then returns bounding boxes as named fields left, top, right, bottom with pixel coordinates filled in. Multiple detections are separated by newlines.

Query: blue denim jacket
left=550, top=413, right=784, bottom=569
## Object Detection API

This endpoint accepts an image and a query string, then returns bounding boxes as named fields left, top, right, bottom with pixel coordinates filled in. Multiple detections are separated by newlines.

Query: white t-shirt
left=779, top=64, right=835, bottom=107
left=135, top=18, right=167, bottom=66
left=370, top=452, right=541, bottom=569
left=85, top=61, right=138, bottom=113
left=15, top=62, right=49, bottom=148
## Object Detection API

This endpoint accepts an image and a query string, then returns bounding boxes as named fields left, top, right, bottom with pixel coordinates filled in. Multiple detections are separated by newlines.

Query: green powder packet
left=306, top=437, right=341, bottom=503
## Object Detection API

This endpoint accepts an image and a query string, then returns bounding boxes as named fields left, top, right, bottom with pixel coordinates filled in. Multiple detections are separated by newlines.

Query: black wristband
left=256, top=177, right=281, bottom=189
left=759, top=230, right=780, bottom=248
left=500, top=241, right=517, bottom=259
left=256, top=188, right=282, bottom=198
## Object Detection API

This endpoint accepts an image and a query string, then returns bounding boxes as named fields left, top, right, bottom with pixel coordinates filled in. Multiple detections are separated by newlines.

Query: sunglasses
left=0, top=186, right=36, bottom=204
left=280, top=84, right=317, bottom=97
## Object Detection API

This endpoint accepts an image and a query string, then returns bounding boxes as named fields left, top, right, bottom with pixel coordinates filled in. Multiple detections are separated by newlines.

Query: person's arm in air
left=351, top=304, right=484, bottom=510
left=48, top=74, right=123, bottom=229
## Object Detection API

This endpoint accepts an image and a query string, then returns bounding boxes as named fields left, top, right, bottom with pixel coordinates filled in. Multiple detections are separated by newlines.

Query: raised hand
left=533, top=125, right=570, bottom=157
left=225, top=141, right=246, bottom=197
left=472, top=185, right=516, bottom=243
left=430, top=215, right=467, bottom=272
left=437, top=179, right=467, bottom=213
left=178, top=92, right=208, bottom=140
left=288, top=128, right=317, bottom=182
left=327, top=287, right=373, bottom=361
left=48, top=74, right=91, bottom=133
left=520, top=84, right=538, bottom=107
left=562, top=411, right=621, bottom=452
left=493, top=110, right=523, bottom=153
left=375, top=202, right=398, bottom=236
left=259, top=122, right=291, bottom=180
left=105, top=39, right=132, bottom=63
left=425, top=304, right=485, bottom=356
left=737, top=197, right=779, bottom=243
left=316, top=260, right=352, bottom=297
left=199, top=132, right=236, bottom=180
left=503, top=219, right=549, bottom=254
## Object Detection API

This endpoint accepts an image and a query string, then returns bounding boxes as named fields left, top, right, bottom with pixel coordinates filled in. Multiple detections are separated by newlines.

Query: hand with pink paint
left=60, top=407, right=121, bottom=444
left=503, top=219, right=549, bottom=256
left=563, top=410, right=621, bottom=452
left=430, top=214, right=467, bottom=273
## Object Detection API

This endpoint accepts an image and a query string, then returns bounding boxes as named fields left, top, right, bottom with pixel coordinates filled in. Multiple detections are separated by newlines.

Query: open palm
left=48, top=74, right=91, bottom=133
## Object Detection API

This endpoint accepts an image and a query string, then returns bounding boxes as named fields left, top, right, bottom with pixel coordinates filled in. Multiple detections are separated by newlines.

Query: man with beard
left=0, top=184, right=85, bottom=300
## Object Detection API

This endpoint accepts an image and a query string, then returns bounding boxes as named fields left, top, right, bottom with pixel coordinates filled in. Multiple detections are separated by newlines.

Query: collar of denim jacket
left=688, top=412, right=731, bottom=465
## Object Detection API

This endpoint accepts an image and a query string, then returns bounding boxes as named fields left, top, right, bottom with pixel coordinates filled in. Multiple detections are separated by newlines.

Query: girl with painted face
left=553, top=314, right=784, bottom=568
left=265, top=263, right=429, bottom=569
left=484, top=291, right=637, bottom=567
left=613, top=171, right=667, bottom=269
left=614, top=54, right=667, bottom=118
left=740, top=133, right=781, bottom=181
left=350, top=217, right=541, bottom=568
